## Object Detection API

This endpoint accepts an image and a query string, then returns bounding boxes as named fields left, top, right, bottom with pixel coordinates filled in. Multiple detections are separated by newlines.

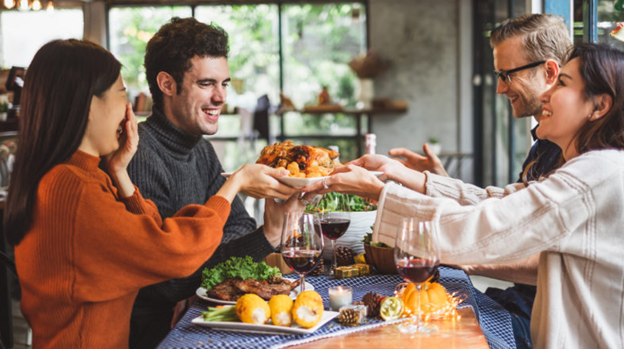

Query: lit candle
left=328, top=286, right=353, bottom=311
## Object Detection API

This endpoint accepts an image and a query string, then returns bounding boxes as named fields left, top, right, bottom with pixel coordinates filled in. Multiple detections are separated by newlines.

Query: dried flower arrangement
left=348, top=51, right=390, bottom=79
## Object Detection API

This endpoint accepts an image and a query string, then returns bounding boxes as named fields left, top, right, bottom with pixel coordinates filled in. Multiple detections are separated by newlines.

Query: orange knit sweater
left=14, top=150, right=230, bottom=348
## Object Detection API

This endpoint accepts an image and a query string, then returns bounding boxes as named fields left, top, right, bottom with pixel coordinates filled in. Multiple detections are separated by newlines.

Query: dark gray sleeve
left=127, top=142, right=175, bottom=219
left=201, top=142, right=257, bottom=243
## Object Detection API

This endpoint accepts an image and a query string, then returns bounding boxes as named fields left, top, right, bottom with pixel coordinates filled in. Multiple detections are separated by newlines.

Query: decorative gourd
left=401, top=281, right=449, bottom=314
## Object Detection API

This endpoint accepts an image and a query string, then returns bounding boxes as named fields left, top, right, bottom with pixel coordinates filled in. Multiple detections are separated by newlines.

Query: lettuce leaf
left=305, top=192, right=377, bottom=212
left=201, top=256, right=281, bottom=290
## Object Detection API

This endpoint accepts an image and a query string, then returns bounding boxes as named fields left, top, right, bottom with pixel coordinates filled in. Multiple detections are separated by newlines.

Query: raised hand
left=388, top=143, right=448, bottom=177
left=105, top=103, right=139, bottom=175
left=105, top=103, right=139, bottom=198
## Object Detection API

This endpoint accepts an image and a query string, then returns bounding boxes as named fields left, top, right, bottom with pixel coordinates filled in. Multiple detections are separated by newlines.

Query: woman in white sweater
left=304, top=43, right=624, bottom=348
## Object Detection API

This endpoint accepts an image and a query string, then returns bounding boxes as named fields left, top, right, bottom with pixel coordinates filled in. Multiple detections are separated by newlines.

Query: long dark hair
left=522, top=43, right=624, bottom=185
left=4, top=39, right=121, bottom=245
left=568, top=43, right=624, bottom=153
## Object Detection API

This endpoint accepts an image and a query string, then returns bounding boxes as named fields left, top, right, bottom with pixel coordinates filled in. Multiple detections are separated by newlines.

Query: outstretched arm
left=450, top=253, right=540, bottom=286
left=389, top=143, right=449, bottom=177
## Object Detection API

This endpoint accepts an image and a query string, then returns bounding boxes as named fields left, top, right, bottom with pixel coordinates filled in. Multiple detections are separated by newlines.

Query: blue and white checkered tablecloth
left=157, top=267, right=516, bottom=349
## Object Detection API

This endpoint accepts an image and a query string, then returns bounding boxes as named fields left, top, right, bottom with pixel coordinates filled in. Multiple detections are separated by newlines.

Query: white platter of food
left=191, top=307, right=338, bottom=335
left=196, top=281, right=314, bottom=305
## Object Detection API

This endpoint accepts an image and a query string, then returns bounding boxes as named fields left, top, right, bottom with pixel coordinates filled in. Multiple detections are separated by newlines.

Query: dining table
left=156, top=267, right=516, bottom=349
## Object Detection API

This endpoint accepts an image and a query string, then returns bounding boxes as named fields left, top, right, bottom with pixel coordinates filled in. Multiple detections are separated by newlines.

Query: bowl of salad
left=306, top=192, right=377, bottom=259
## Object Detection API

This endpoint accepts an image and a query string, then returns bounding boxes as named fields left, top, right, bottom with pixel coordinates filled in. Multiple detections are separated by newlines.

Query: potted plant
left=428, top=137, right=441, bottom=156
left=0, top=101, right=8, bottom=122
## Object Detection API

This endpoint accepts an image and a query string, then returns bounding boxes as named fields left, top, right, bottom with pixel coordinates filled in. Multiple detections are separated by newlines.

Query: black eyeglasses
left=494, top=61, right=546, bottom=84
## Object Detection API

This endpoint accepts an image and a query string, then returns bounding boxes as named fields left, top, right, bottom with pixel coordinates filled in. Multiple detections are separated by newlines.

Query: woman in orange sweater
left=3, top=39, right=298, bottom=348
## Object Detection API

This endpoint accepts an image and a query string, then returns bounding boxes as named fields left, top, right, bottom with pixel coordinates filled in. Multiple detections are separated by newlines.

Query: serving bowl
left=364, top=243, right=397, bottom=274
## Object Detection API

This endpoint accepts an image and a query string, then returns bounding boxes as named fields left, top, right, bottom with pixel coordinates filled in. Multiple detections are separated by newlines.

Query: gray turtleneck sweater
left=127, top=107, right=275, bottom=311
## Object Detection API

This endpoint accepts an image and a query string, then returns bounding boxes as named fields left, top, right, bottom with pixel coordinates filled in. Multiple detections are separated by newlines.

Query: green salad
left=200, top=256, right=281, bottom=290
left=305, top=192, right=377, bottom=213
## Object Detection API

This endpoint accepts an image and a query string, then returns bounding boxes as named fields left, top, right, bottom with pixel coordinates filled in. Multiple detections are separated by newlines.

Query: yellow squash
left=235, top=294, right=271, bottom=324
left=269, top=294, right=293, bottom=326
left=292, top=290, right=324, bottom=328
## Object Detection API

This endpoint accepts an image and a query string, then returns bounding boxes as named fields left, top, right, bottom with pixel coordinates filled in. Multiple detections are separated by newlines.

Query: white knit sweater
left=373, top=149, right=624, bottom=349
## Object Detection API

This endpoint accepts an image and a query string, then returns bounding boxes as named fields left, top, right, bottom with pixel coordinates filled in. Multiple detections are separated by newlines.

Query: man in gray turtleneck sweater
left=126, top=18, right=302, bottom=349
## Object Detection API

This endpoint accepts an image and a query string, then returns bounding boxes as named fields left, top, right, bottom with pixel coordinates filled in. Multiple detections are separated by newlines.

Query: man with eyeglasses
left=389, top=13, right=571, bottom=349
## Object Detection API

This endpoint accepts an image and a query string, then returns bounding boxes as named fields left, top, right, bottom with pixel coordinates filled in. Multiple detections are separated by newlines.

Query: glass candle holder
left=328, top=286, right=353, bottom=311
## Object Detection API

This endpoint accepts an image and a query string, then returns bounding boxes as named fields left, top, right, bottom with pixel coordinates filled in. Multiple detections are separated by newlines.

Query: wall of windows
left=0, top=9, right=83, bottom=68
left=108, top=6, right=193, bottom=103
left=107, top=2, right=367, bottom=171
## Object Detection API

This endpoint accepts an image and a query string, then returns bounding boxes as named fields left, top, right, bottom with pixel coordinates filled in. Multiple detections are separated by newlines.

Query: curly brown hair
left=144, top=17, right=229, bottom=109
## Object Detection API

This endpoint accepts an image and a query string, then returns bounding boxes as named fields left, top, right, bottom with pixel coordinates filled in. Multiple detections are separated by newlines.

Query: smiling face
left=165, top=56, right=230, bottom=136
left=81, top=74, right=128, bottom=156
left=537, top=58, right=595, bottom=158
left=493, top=36, right=549, bottom=120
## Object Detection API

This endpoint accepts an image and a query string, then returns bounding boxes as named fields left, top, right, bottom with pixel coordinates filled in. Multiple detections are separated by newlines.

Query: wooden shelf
left=275, top=106, right=408, bottom=157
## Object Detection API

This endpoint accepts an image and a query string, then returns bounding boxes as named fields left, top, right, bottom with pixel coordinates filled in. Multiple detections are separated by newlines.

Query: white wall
left=369, top=0, right=470, bottom=167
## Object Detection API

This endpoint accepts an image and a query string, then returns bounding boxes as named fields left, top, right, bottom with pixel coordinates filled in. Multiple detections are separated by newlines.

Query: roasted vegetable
left=236, top=294, right=271, bottom=324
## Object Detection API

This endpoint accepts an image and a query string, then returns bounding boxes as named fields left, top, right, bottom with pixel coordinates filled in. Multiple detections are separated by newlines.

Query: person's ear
left=591, top=93, right=613, bottom=121
left=156, top=72, right=176, bottom=97
left=544, top=59, right=560, bottom=85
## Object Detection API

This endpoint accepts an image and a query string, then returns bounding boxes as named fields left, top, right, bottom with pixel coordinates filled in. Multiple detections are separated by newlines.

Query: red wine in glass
left=320, top=218, right=351, bottom=240
left=282, top=249, right=321, bottom=274
left=396, top=258, right=440, bottom=284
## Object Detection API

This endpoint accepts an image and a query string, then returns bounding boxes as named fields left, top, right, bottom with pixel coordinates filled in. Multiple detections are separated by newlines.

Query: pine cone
left=267, top=274, right=283, bottom=284
left=338, top=308, right=360, bottom=326
left=362, top=292, right=383, bottom=318
left=335, top=246, right=356, bottom=266
left=308, top=258, right=325, bottom=276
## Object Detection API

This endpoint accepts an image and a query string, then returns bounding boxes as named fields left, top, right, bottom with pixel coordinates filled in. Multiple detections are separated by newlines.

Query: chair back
left=0, top=250, right=16, bottom=348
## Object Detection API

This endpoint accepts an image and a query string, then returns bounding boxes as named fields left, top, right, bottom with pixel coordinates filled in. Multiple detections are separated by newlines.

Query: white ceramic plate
left=196, top=281, right=314, bottom=305
left=191, top=308, right=338, bottom=335
left=222, top=171, right=383, bottom=190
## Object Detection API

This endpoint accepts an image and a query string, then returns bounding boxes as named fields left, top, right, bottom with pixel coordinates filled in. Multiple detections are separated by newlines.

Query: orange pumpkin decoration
left=401, top=281, right=449, bottom=314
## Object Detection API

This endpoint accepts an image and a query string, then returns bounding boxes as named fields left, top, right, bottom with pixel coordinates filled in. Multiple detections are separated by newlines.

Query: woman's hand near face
left=105, top=103, right=139, bottom=174
left=216, top=164, right=299, bottom=203
left=106, top=103, right=139, bottom=198
left=301, top=164, right=385, bottom=200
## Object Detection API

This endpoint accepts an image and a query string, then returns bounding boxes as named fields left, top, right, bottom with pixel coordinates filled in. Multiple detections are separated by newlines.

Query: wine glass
left=280, top=212, right=324, bottom=294
left=395, top=218, right=441, bottom=334
left=317, top=193, right=351, bottom=276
